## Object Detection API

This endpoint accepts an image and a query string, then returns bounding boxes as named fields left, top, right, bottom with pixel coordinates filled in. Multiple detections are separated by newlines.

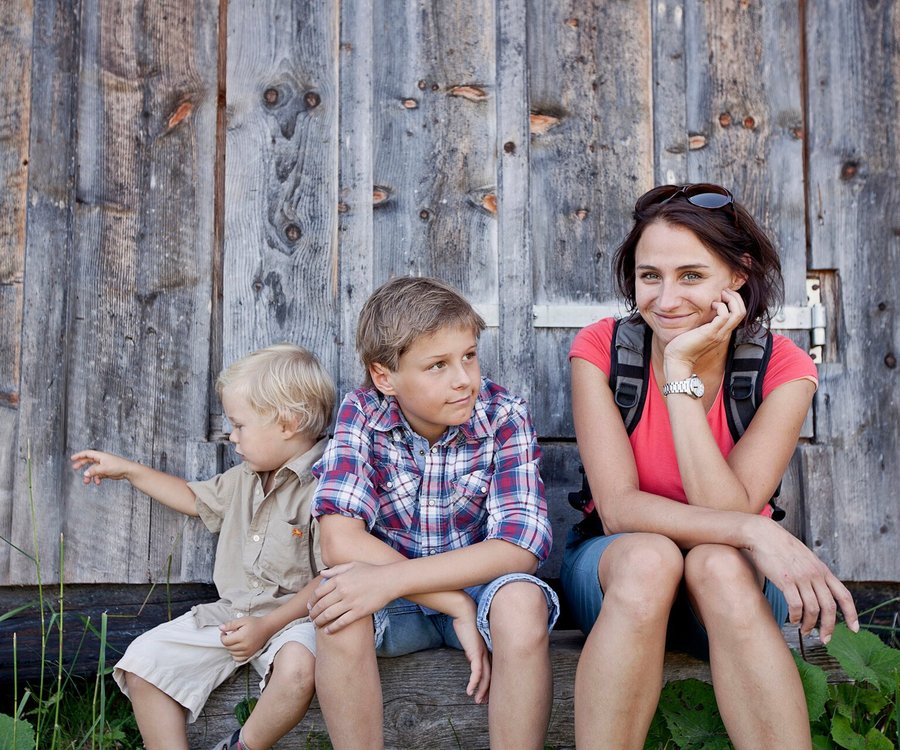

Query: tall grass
left=1, top=452, right=140, bottom=750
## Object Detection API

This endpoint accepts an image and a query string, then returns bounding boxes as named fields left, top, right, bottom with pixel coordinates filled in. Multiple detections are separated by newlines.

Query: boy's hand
left=309, top=562, right=394, bottom=633
left=218, top=616, right=272, bottom=662
left=70, top=450, right=135, bottom=485
left=452, top=610, right=491, bottom=704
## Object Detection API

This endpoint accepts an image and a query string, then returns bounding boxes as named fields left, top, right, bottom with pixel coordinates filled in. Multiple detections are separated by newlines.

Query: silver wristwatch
left=662, top=374, right=705, bottom=398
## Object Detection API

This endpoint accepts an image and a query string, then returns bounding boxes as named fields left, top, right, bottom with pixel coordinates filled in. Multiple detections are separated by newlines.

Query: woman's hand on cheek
left=664, top=289, right=747, bottom=374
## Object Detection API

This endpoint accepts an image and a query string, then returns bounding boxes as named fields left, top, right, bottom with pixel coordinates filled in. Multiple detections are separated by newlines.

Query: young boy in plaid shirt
left=309, top=276, right=559, bottom=749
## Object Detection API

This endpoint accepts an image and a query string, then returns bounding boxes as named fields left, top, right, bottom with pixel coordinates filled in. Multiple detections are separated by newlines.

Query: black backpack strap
left=723, top=326, right=784, bottom=520
left=723, top=326, right=772, bottom=443
left=611, top=316, right=653, bottom=435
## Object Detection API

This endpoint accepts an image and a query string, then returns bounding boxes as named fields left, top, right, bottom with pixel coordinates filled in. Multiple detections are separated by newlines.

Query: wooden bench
left=185, top=626, right=848, bottom=750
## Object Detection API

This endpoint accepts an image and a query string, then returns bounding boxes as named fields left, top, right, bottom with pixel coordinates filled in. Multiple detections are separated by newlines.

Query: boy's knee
left=488, top=582, right=550, bottom=649
left=315, top=615, right=375, bottom=658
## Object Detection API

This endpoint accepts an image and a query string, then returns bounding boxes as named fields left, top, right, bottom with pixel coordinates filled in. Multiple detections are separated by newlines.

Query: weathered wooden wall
left=0, top=0, right=897, bottom=591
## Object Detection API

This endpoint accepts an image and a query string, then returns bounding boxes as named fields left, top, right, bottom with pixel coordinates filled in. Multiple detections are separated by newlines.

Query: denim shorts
left=373, top=572, right=560, bottom=655
left=560, top=527, right=789, bottom=661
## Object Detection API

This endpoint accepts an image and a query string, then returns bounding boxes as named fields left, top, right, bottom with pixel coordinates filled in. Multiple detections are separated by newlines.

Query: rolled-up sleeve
left=483, top=400, right=552, bottom=562
left=312, top=395, right=380, bottom=529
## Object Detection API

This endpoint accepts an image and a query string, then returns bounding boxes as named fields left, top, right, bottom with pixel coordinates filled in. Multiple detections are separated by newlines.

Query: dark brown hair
left=613, top=185, right=784, bottom=330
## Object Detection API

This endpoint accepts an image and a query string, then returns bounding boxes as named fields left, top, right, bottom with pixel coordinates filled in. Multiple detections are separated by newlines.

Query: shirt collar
left=240, top=437, right=329, bottom=483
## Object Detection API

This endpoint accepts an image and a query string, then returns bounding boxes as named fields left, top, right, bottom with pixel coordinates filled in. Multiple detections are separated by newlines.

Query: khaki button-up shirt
left=187, top=438, right=326, bottom=626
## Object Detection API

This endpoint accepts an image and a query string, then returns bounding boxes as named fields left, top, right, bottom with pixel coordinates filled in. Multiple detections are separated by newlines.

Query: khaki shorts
left=113, top=610, right=316, bottom=723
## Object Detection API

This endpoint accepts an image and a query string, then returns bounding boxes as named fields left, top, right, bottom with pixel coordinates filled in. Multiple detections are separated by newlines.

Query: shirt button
left=430, top=446, right=437, bottom=453
left=234, top=611, right=244, bottom=618
left=481, top=486, right=487, bottom=493
left=251, top=580, right=259, bottom=588
left=419, top=449, right=425, bottom=456
left=252, top=534, right=260, bottom=542
left=429, top=549, right=437, bottom=555
left=387, top=481, right=394, bottom=488
left=428, top=500, right=435, bottom=506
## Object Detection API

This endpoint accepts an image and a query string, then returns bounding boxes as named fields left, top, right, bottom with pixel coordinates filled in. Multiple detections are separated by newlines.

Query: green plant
left=644, top=623, right=900, bottom=749
left=1, top=452, right=142, bottom=749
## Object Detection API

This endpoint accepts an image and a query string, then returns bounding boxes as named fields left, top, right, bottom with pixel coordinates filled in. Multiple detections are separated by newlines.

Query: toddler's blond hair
left=216, top=344, right=335, bottom=438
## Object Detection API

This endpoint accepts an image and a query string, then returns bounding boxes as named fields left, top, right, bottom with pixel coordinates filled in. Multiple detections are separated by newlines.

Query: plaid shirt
left=312, top=378, right=552, bottom=563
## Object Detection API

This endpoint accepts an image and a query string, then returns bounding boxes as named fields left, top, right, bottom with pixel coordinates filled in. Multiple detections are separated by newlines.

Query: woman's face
left=634, top=220, right=745, bottom=344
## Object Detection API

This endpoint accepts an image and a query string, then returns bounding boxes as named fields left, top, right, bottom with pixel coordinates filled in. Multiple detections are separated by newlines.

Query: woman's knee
left=600, top=535, right=684, bottom=621
left=684, top=544, right=764, bottom=619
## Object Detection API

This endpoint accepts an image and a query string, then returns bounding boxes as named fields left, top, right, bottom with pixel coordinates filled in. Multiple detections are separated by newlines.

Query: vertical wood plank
left=0, top=0, right=32, bottom=408
left=224, top=1, right=339, bottom=380
left=656, top=0, right=807, bottom=304
left=496, top=1, right=533, bottom=402
left=805, top=0, right=899, bottom=579
left=0, top=0, right=34, bottom=578
left=527, top=1, right=653, bottom=435
left=50, top=0, right=220, bottom=584
left=368, top=0, right=500, bottom=379
left=337, top=0, right=375, bottom=395
left=7, top=0, right=79, bottom=583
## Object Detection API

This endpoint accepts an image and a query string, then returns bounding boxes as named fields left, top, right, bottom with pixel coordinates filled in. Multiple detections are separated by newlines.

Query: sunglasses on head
left=636, top=183, right=735, bottom=212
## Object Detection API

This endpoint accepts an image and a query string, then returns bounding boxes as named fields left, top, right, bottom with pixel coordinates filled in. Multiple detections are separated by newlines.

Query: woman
left=561, top=184, right=859, bottom=749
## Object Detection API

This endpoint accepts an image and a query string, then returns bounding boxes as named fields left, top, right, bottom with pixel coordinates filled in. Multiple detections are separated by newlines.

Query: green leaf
left=658, top=679, right=732, bottom=750
left=234, top=696, right=258, bottom=726
left=644, top=704, right=673, bottom=749
left=0, top=714, right=35, bottom=750
left=827, top=624, right=900, bottom=693
left=813, top=733, right=837, bottom=750
left=830, top=713, right=895, bottom=750
left=795, top=650, right=831, bottom=722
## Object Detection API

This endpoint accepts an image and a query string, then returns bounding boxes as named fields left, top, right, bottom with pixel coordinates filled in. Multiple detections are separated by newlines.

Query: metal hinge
left=474, top=279, right=827, bottom=359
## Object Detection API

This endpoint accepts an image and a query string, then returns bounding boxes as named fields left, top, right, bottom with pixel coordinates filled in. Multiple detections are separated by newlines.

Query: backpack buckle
left=615, top=382, right=639, bottom=409
left=730, top=375, right=754, bottom=401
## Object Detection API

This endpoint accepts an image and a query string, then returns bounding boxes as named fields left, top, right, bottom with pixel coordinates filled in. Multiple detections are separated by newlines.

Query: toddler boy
left=309, top=276, right=559, bottom=749
left=71, top=343, right=335, bottom=750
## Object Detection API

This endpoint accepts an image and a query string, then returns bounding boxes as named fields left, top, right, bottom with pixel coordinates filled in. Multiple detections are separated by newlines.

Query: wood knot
left=574, top=208, right=589, bottom=221
left=373, top=186, right=391, bottom=207
left=503, top=141, right=516, bottom=154
left=449, top=85, right=487, bottom=102
left=688, top=134, right=707, bottom=150
left=565, top=17, right=579, bottom=27
left=263, top=88, right=279, bottom=107
left=304, top=91, right=321, bottom=109
left=418, top=79, right=427, bottom=90
left=718, top=112, right=732, bottom=128
left=481, top=194, right=497, bottom=214
left=529, top=112, right=561, bottom=135
left=419, top=209, right=431, bottom=221
left=284, top=224, right=302, bottom=242
left=742, top=115, right=756, bottom=129
left=840, top=161, right=859, bottom=180
left=885, top=352, right=896, bottom=369
left=402, top=98, right=418, bottom=109
left=166, top=100, right=193, bottom=130
left=337, top=202, right=349, bottom=213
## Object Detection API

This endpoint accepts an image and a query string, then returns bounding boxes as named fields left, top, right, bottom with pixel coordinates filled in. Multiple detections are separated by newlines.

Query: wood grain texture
left=0, top=0, right=32, bottom=407
left=223, top=0, right=339, bottom=381
left=6, top=0, right=79, bottom=584
left=527, top=1, right=653, bottom=435
left=336, top=0, right=375, bottom=394
left=805, top=0, right=899, bottom=579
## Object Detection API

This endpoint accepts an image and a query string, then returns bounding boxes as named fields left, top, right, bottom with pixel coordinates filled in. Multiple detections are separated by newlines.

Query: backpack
left=568, top=316, right=785, bottom=535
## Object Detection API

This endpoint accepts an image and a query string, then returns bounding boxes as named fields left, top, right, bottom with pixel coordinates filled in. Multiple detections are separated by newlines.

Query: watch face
left=689, top=377, right=705, bottom=398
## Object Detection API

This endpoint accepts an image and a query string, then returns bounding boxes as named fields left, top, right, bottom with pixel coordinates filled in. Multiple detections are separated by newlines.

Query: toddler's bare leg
left=241, top=642, right=316, bottom=750
left=124, top=671, right=189, bottom=750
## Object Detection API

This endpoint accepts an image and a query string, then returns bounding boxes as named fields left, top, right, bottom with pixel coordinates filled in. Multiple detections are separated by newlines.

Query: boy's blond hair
left=216, top=344, right=335, bottom=438
left=357, top=276, right=486, bottom=388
